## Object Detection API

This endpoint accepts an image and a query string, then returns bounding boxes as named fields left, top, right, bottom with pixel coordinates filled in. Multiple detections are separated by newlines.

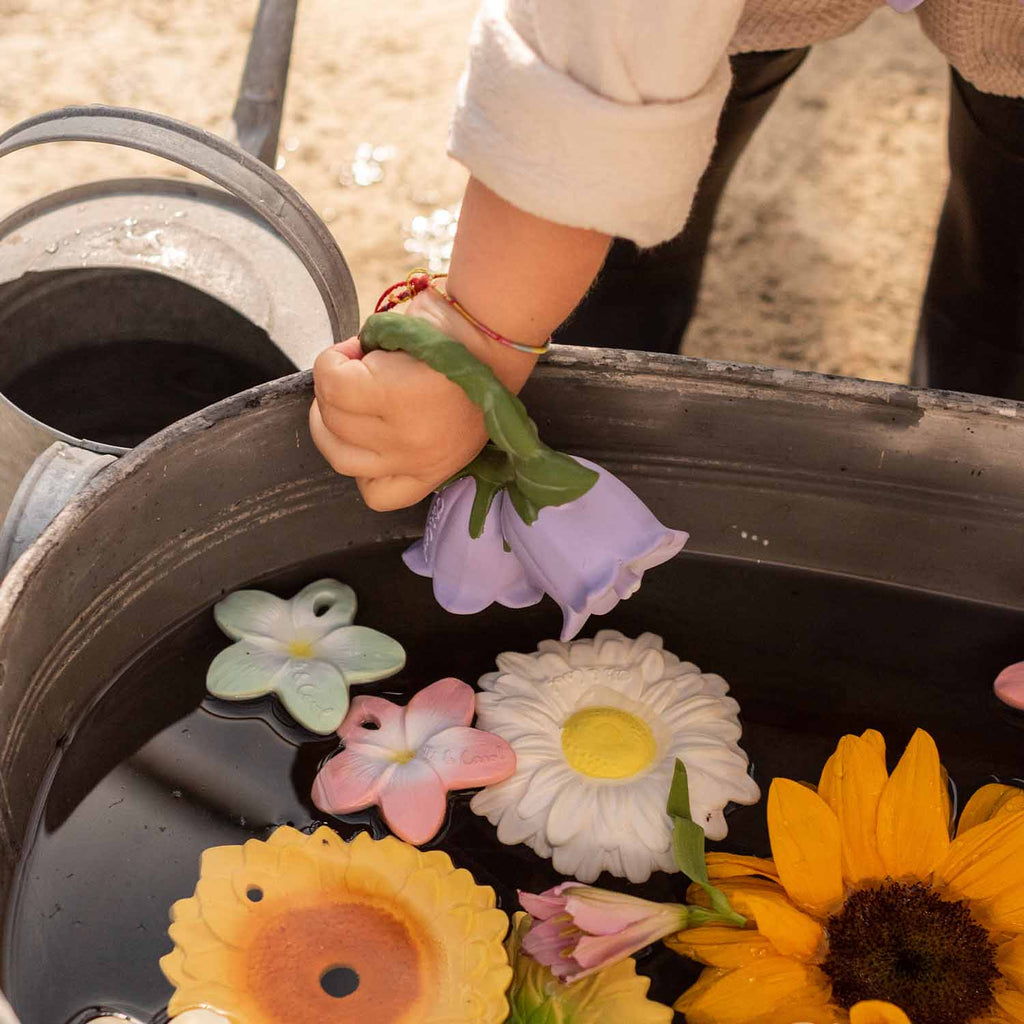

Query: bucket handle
left=233, top=0, right=298, bottom=167
left=0, top=105, right=358, bottom=344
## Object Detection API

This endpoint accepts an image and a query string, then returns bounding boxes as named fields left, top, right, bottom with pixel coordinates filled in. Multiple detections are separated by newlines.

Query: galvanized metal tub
left=0, top=351, right=1021, bottom=1019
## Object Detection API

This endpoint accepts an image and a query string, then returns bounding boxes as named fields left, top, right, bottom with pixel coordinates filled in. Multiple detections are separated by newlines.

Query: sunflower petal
left=959, top=784, right=1024, bottom=836
left=990, top=888, right=1024, bottom=934
left=664, top=925, right=776, bottom=968
left=767, top=778, right=844, bottom=916
left=935, top=808, right=1024, bottom=905
left=705, top=853, right=780, bottom=882
left=744, top=893, right=825, bottom=962
left=995, top=988, right=1024, bottom=1023
left=875, top=729, right=950, bottom=880
left=686, top=876, right=786, bottom=916
left=674, top=958, right=832, bottom=1024
left=817, top=734, right=888, bottom=885
left=859, top=729, right=886, bottom=759
left=940, top=764, right=954, bottom=831
left=850, top=1000, right=911, bottom=1024
left=998, top=936, right=1024, bottom=990
left=749, top=1002, right=844, bottom=1024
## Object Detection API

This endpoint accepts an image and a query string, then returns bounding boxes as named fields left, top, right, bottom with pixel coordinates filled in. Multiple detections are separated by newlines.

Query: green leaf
left=667, top=757, right=695, bottom=820
left=707, top=885, right=744, bottom=926
left=672, top=817, right=710, bottom=888
left=667, top=758, right=746, bottom=929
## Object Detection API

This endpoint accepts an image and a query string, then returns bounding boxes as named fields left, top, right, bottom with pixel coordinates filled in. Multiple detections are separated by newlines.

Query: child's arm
left=310, top=178, right=610, bottom=512
left=311, top=0, right=742, bottom=509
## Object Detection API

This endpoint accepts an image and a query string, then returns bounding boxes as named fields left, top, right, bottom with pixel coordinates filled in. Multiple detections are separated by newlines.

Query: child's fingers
left=316, top=406, right=387, bottom=457
left=313, top=347, right=385, bottom=416
left=357, top=474, right=436, bottom=512
left=309, top=402, right=386, bottom=478
left=333, top=336, right=364, bottom=359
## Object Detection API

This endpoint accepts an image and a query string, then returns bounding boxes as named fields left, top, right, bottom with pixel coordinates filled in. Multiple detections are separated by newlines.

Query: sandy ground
left=0, top=1, right=949, bottom=383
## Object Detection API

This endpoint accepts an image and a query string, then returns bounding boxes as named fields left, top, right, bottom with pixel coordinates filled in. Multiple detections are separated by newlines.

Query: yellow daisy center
left=561, top=707, right=657, bottom=779
left=288, top=640, right=314, bottom=658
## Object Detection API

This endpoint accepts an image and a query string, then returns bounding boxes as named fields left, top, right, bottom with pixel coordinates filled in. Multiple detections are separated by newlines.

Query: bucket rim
left=1, top=345, right=1021, bottom=628
left=0, top=391, right=128, bottom=457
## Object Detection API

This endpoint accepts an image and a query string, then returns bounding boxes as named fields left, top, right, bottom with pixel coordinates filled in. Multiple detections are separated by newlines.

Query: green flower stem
left=684, top=906, right=749, bottom=929
left=359, top=313, right=598, bottom=534
left=667, top=758, right=747, bottom=929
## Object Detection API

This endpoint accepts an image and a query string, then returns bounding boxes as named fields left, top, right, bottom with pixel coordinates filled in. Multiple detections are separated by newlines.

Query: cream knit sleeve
left=448, top=0, right=745, bottom=247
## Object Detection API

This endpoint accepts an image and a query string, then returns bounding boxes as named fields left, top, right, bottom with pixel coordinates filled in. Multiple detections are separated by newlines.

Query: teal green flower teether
left=206, top=579, right=405, bottom=734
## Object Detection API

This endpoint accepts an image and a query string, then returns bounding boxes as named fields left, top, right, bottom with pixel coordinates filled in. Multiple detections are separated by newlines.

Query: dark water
left=3, top=341, right=278, bottom=448
left=4, top=546, right=1024, bottom=1024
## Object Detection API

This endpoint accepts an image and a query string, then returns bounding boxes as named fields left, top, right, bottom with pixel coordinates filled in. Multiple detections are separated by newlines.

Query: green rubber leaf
left=359, top=313, right=598, bottom=527
left=447, top=447, right=514, bottom=537
left=515, top=451, right=598, bottom=507
left=468, top=477, right=504, bottom=539
left=505, top=481, right=540, bottom=526
left=459, top=445, right=515, bottom=487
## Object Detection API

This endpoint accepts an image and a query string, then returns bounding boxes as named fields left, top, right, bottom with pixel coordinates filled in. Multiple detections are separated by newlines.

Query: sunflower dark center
left=823, top=881, right=999, bottom=1024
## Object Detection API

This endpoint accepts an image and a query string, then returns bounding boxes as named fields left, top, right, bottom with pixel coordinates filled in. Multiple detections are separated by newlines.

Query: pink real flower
left=994, top=660, right=1024, bottom=710
left=311, top=677, right=516, bottom=845
left=518, top=882, right=690, bottom=983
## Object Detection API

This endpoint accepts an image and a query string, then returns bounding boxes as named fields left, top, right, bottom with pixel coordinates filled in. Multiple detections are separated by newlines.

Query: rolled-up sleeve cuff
left=447, top=5, right=731, bottom=248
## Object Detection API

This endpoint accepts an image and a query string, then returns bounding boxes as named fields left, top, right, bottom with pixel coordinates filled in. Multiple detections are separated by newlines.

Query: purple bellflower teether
left=404, top=458, right=687, bottom=641
left=359, top=314, right=687, bottom=641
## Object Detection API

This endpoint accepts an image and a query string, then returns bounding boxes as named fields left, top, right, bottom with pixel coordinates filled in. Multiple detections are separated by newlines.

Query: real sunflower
left=160, top=825, right=510, bottom=1024
left=668, top=728, right=1024, bottom=1024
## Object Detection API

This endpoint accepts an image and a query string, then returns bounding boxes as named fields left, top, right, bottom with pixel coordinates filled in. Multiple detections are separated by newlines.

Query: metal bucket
left=0, top=0, right=358, bottom=573
left=0, top=350, right=1021, bottom=1019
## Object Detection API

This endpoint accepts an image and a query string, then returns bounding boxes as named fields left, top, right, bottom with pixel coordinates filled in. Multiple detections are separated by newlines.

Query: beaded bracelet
left=374, top=270, right=551, bottom=357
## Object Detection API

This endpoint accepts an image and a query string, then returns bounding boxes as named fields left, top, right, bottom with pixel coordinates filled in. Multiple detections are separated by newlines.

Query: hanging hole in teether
left=313, top=599, right=332, bottom=617
left=360, top=716, right=381, bottom=731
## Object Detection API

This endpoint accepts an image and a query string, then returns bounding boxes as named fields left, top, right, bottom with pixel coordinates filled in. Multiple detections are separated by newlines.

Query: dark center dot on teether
left=246, top=886, right=263, bottom=902
left=320, top=965, right=360, bottom=998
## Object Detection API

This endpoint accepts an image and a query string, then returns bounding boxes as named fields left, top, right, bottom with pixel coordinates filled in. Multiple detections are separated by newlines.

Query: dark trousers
left=553, top=50, right=1024, bottom=402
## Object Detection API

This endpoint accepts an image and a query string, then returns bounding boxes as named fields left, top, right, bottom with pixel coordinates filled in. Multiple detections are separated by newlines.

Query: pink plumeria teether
left=311, top=677, right=516, bottom=844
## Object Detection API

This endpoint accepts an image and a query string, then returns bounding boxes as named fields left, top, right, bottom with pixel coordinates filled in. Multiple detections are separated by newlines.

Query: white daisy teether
left=470, top=631, right=760, bottom=883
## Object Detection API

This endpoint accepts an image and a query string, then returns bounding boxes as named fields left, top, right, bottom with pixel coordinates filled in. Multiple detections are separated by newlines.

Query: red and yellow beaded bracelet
left=374, top=270, right=551, bottom=357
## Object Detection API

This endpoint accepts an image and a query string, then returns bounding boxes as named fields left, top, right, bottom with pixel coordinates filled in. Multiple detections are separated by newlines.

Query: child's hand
left=310, top=287, right=536, bottom=512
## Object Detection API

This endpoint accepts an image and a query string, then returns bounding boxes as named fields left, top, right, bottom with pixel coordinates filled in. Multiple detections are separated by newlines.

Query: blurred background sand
left=0, top=1, right=949, bottom=382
